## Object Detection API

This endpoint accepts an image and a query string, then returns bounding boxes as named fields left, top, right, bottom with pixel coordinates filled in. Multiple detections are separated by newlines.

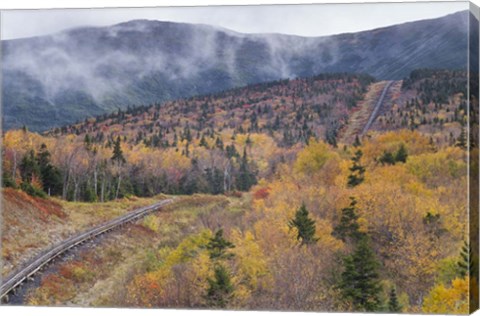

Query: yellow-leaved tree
left=422, top=277, right=469, bottom=314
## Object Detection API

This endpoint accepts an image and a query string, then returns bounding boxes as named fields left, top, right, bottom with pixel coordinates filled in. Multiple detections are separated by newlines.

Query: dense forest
left=1, top=70, right=476, bottom=313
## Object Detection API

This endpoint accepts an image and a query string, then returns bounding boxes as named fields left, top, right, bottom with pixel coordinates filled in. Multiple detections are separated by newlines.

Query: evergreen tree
left=456, top=127, right=467, bottom=149
left=333, top=197, right=364, bottom=242
left=111, top=136, right=126, bottom=164
left=19, top=150, right=39, bottom=183
left=326, top=128, right=338, bottom=148
left=37, top=144, right=62, bottom=196
left=353, top=135, right=362, bottom=147
left=245, top=134, right=252, bottom=146
left=2, top=172, right=16, bottom=188
left=181, top=158, right=207, bottom=194
left=236, top=147, right=257, bottom=191
left=172, top=133, right=178, bottom=147
left=289, top=203, right=318, bottom=245
left=225, top=144, right=239, bottom=159
left=378, top=151, right=396, bottom=165
left=183, top=123, right=192, bottom=142
left=206, top=229, right=235, bottom=260
left=215, top=137, right=224, bottom=150
left=395, top=144, right=408, bottom=163
left=205, top=167, right=224, bottom=195
left=340, top=237, right=383, bottom=312
left=348, top=150, right=365, bottom=187
left=458, top=240, right=476, bottom=278
left=199, top=134, right=208, bottom=148
left=206, top=264, right=234, bottom=308
left=84, top=134, right=92, bottom=150
left=388, top=286, right=402, bottom=313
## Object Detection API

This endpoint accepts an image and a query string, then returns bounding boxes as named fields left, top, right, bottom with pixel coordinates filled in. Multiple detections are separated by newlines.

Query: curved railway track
left=0, top=198, right=173, bottom=301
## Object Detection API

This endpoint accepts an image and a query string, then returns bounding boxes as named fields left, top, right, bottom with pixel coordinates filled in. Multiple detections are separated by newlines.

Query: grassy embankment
left=1, top=188, right=168, bottom=277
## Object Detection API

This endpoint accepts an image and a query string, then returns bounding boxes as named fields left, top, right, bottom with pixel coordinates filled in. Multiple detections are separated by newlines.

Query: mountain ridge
left=2, top=10, right=469, bottom=131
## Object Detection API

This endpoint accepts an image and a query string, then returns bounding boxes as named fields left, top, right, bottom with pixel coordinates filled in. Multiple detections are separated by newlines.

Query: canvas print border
left=0, top=1, right=479, bottom=314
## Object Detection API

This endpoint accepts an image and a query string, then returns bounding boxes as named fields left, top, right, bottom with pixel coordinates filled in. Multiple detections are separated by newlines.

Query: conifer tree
left=348, top=150, right=365, bottom=187
left=111, top=136, right=126, bottom=164
left=236, top=147, right=257, bottom=191
left=172, top=133, right=178, bottom=147
left=36, top=144, right=62, bottom=196
left=395, top=144, right=408, bottom=163
left=353, top=135, right=362, bottom=147
left=333, top=197, right=364, bottom=242
left=205, top=167, right=224, bottom=195
left=388, top=286, right=402, bottom=312
left=289, top=203, right=318, bottom=246
left=84, top=134, right=92, bottom=150
left=206, top=229, right=235, bottom=260
left=340, top=237, right=383, bottom=312
left=215, top=137, right=224, bottom=150
left=456, top=127, right=467, bottom=149
left=19, top=150, right=39, bottom=183
left=111, top=136, right=126, bottom=199
left=378, top=151, right=396, bottom=165
left=206, top=264, right=234, bottom=308
left=199, top=134, right=208, bottom=148
left=458, top=241, right=475, bottom=278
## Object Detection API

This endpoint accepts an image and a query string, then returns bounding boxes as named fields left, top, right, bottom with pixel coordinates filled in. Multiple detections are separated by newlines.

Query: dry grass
left=1, top=188, right=167, bottom=277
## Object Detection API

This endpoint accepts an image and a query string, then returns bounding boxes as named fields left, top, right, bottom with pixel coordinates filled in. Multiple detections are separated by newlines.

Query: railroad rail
left=361, top=80, right=394, bottom=136
left=0, top=198, right=173, bottom=300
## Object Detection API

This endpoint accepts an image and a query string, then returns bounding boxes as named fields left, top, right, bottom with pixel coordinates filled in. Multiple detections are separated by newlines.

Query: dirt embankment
left=2, top=188, right=68, bottom=276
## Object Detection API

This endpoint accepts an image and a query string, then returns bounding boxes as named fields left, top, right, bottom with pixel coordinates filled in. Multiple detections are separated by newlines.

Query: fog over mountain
left=2, top=10, right=468, bottom=131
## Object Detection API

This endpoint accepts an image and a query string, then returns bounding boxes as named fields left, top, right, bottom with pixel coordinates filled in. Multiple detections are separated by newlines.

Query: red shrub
left=253, top=187, right=271, bottom=200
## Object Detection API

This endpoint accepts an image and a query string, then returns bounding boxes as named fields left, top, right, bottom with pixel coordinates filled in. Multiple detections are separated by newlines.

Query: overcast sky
left=0, top=1, right=468, bottom=40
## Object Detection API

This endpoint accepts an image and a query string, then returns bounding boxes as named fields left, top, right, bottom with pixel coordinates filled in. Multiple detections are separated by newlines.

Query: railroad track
left=360, top=80, right=394, bottom=136
left=0, top=198, right=173, bottom=300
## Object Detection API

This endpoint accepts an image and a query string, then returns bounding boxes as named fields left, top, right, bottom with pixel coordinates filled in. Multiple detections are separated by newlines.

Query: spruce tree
left=205, top=167, right=224, bottom=195
left=206, top=229, right=235, bottom=260
left=36, top=144, right=62, bottom=196
left=2, top=172, right=16, bottom=188
left=388, top=286, right=402, bottom=312
left=340, top=237, right=382, bottom=312
left=84, top=134, right=92, bottom=150
left=333, top=197, right=364, bottom=242
left=458, top=240, right=475, bottom=278
left=19, top=150, right=39, bottom=183
left=289, top=203, right=318, bottom=246
left=353, top=135, right=362, bottom=147
left=111, top=136, right=126, bottom=164
left=378, top=151, right=396, bottom=165
left=347, top=150, right=365, bottom=187
left=394, top=144, right=408, bottom=163
left=206, top=264, right=234, bottom=308
left=199, top=134, right=208, bottom=148
left=456, top=127, right=467, bottom=149
left=236, top=147, right=257, bottom=191
left=215, top=137, right=224, bottom=150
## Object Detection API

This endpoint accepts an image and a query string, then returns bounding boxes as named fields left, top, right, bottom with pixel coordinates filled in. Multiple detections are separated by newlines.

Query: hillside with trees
left=1, top=70, right=474, bottom=313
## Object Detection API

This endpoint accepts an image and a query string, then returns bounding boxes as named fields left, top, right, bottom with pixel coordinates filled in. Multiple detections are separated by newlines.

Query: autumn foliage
left=2, top=70, right=473, bottom=313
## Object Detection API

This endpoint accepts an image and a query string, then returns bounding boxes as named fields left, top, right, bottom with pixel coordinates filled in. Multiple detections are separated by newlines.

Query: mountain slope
left=2, top=11, right=468, bottom=131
